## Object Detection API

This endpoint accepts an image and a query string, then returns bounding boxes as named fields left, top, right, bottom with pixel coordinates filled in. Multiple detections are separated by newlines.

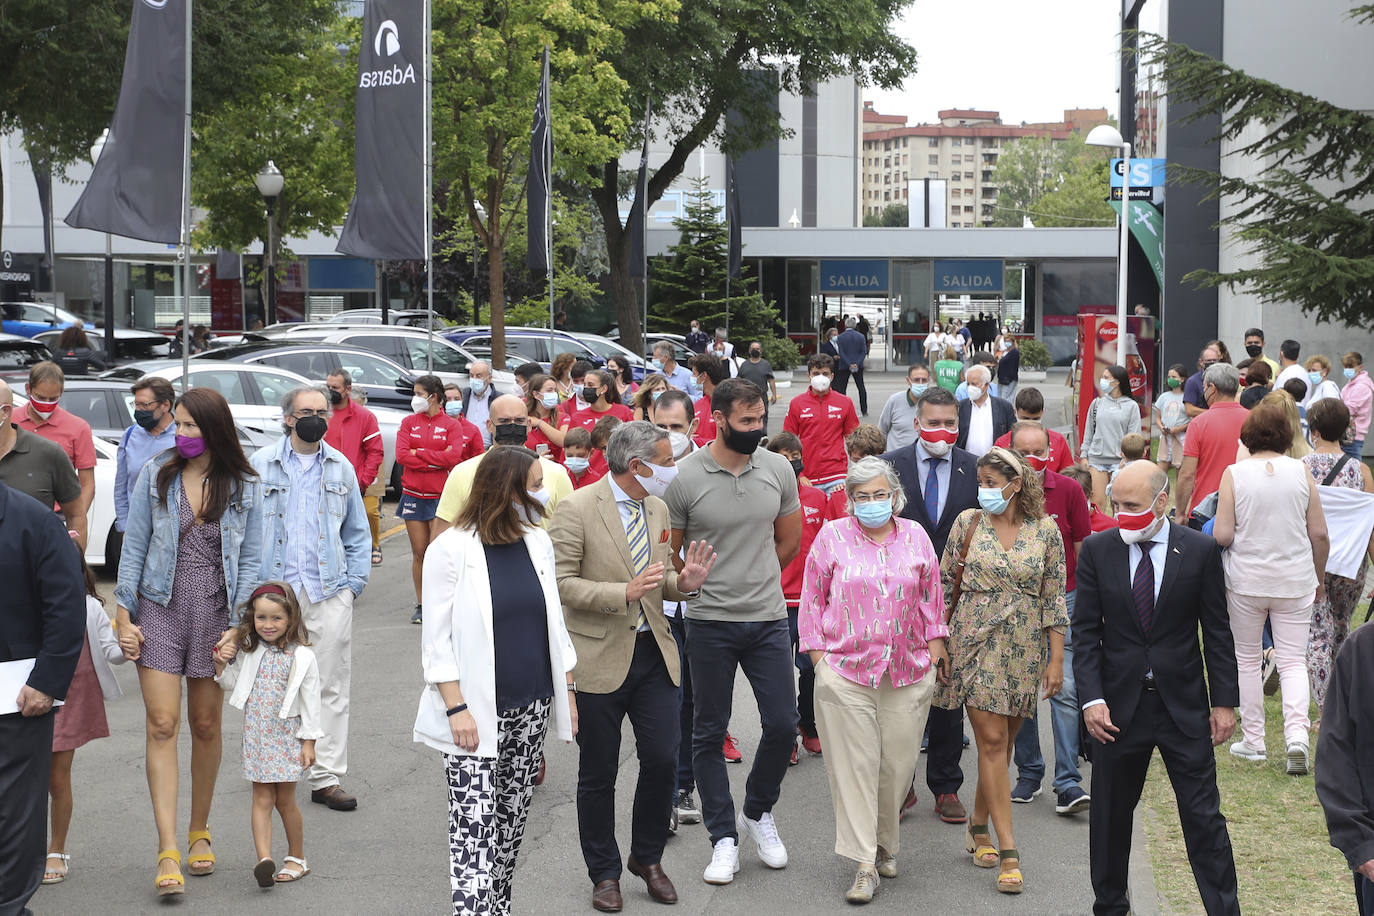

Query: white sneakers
left=738, top=811, right=789, bottom=869
left=1286, top=742, right=1310, bottom=775
left=703, top=838, right=740, bottom=885
left=1228, top=740, right=1266, bottom=762
left=703, top=813, right=789, bottom=885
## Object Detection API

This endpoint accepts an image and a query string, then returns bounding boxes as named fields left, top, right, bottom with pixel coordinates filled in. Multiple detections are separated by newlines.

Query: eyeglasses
left=133, top=400, right=162, bottom=411
left=851, top=490, right=892, bottom=504
left=292, top=408, right=328, bottom=419
left=493, top=417, right=527, bottom=426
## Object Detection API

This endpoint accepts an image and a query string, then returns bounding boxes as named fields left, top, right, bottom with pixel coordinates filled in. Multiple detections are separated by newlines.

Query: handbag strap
left=945, top=512, right=983, bottom=623
left=1320, top=454, right=1352, bottom=487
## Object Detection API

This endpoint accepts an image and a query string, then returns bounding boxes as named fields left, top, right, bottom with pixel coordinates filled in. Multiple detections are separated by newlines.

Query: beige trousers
left=292, top=586, right=354, bottom=791
left=813, top=659, right=936, bottom=864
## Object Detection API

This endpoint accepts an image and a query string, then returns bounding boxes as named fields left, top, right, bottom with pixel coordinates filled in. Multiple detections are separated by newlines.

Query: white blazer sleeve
left=295, top=652, right=325, bottom=740
left=421, top=531, right=464, bottom=685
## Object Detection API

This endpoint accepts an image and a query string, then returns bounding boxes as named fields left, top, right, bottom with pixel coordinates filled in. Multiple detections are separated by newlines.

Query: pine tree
left=1140, top=10, right=1374, bottom=328
left=648, top=178, right=780, bottom=341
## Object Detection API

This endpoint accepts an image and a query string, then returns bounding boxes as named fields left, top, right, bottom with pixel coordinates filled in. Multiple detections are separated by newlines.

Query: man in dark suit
left=549, top=422, right=716, bottom=912
left=881, top=385, right=978, bottom=825
left=954, top=364, right=1014, bottom=457
left=0, top=481, right=85, bottom=916
left=1073, top=461, right=1240, bottom=916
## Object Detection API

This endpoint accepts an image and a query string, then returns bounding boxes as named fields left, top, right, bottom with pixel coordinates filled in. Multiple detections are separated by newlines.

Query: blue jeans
left=669, top=614, right=694, bottom=794
left=686, top=617, right=799, bottom=845
left=1343, top=439, right=1364, bottom=461
left=1013, top=592, right=1081, bottom=794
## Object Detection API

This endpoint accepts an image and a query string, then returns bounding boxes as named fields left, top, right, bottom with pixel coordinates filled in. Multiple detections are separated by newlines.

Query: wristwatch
left=445, top=703, right=468, bottom=717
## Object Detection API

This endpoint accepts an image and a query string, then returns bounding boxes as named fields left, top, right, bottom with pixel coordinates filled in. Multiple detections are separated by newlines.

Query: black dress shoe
left=310, top=785, right=358, bottom=811
left=627, top=857, right=678, bottom=904
left=592, top=879, right=623, bottom=912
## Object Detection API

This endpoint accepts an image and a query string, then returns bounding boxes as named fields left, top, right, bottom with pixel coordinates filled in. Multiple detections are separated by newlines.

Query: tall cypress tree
left=1140, top=10, right=1374, bottom=328
left=649, top=178, right=780, bottom=341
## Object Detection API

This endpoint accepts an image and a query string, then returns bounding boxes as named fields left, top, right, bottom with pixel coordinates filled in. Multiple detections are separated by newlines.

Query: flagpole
left=423, top=0, right=434, bottom=372
left=544, top=49, right=554, bottom=360
left=180, top=0, right=193, bottom=393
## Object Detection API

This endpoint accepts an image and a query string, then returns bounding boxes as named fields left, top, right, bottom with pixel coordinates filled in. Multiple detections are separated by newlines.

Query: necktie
left=1133, top=543, right=1155, bottom=634
left=626, top=501, right=650, bottom=630
left=924, top=456, right=943, bottom=523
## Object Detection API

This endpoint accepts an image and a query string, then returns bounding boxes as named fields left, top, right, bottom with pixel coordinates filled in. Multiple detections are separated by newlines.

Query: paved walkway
left=53, top=366, right=1166, bottom=915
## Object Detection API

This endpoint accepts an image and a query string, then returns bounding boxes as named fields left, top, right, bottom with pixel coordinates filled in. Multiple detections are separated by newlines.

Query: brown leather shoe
left=592, top=879, right=623, bottom=912
left=310, top=785, right=358, bottom=811
left=535, top=754, right=547, bottom=786
left=627, top=856, right=678, bottom=904
left=935, top=793, right=967, bottom=824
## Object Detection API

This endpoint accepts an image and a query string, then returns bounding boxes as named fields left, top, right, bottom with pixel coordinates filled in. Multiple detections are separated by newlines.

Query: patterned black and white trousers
left=444, top=699, right=551, bottom=916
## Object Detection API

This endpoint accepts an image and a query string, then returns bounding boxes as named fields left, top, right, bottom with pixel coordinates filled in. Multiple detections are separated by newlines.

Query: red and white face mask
left=1023, top=452, right=1049, bottom=473
left=919, top=425, right=957, bottom=456
left=27, top=395, right=59, bottom=419
left=1117, top=488, right=1165, bottom=544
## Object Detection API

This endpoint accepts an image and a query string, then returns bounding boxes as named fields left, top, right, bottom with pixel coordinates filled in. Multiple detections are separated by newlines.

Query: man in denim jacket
left=250, top=385, right=371, bottom=810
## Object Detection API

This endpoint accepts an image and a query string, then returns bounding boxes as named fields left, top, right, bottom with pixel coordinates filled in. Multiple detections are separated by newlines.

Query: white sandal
left=275, top=856, right=310, bottom=883
left=43, top=853, right=71, bottom=885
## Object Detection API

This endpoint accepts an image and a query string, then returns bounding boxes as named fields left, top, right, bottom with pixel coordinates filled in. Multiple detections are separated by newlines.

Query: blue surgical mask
left=444, top=401, right=463, bottom=417
left=854, top=500, right=893, bottom=529
left=651, top=388, right=664, bottom=401
left=1344, top=367, right=1357, bottom=380
left=469, top=378, right=487, bottom=395
left=564, top=456, right=590, bottom=474
left=910, top=383, right=929, bottom=398
left=1098, top=378, right=1113, bottom=394
left=1308, top=371, right=1323, bottom=386
left=650, top=358, right=663, bottom=371
left=978, top=484, right=1011, bottom=515
left=540, top=392, right=559, bottom=410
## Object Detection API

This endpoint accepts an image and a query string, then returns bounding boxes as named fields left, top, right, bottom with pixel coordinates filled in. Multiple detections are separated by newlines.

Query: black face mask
left=328, top=388, right=345, bottom=406
left=134, top=408, right=161, bottom=430
left=750, top=349, right=762, bottom=359
left=582, top=386, right=600, bottom=405
left=294, top=415, right=328, bottom=443
left=1245, top=344, right=1263, bottom=358
left=492, top=423, right=527, bottom=446
left=789, top=458, right=805, bottom=477
left=722, top=418, right=765, bottom=455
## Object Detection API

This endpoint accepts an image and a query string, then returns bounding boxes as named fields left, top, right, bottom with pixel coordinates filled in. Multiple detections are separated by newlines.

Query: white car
left=87, top=436, right=120, bottom=568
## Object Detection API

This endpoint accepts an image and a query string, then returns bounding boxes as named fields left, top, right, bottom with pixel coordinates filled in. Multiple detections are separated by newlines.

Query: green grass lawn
left=1141, top=608, right=1372, bottom=916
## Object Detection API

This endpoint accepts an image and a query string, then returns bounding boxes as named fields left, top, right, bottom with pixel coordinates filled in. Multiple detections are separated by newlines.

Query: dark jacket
left=820, top=338, right=839, bottom=360
left=1316, top=625, right=1374, bottom=871
left=996, top=347, right=1020, bottom=386
left=882, top=443, right=979, bottom=556
left=955, top=396, right=1016, bottom=452
left=1071, top=523, right=1238, bottom=740
left=835, top=328, right=868, bottom=369
left=55, top=346, right=107, bottom=376
left=0, top=482, right=85, bottom=700
left=459, top=385, right=497, bottom=417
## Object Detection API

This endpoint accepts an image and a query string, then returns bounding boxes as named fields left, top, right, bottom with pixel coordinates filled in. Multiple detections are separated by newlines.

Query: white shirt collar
left=607, top=472, right=638, bottom=506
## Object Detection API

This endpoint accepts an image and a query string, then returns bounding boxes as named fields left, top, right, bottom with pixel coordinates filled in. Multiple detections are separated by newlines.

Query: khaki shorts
left=1158, top=432, right=1186, bottom=467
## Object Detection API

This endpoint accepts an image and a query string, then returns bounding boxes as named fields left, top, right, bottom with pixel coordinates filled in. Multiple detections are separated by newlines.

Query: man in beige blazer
left=550, top=421, right=716, bottom=913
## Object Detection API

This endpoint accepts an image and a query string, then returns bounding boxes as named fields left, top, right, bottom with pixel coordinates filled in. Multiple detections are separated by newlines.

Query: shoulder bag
left=945, top=511, right=983, bottom=622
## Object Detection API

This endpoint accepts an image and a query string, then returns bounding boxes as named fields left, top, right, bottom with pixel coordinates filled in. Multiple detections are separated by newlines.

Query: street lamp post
left=254, top=161, right=284, bottom=326
left=90, top=129, right=115, bottom=361
left=473, top=201, right=486, bottom=325
left=1086, top=123, right=1130, bottom=367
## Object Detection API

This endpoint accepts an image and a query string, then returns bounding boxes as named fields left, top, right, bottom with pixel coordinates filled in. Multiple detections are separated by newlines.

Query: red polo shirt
left=1041, top=468, right=1091, bottom=591
left=1183, top=401, right=1248, bottom=512
left=783, top=484, right=829, bottom=606
left=17, top=405, right=96, bottom=471
left=994, top=427, right=1073, bottom=472
left=565, top=403, right=633, bottom=434
left=783, top=389, right=859, bottom=487
left=693, top=396, right=717, bottom=446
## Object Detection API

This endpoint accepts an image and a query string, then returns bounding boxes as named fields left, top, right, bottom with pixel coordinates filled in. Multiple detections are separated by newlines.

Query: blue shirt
left=914, top=440, right=952, bottom=521
left=659, top=363, right=700, bottom=397
left=114, top=422, right=177, bottom=531
left=282, top=446, right=325, bottom=603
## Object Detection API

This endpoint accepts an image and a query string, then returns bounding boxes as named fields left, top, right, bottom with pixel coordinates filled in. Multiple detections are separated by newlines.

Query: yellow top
left=436, top=452, right=573, bottom=528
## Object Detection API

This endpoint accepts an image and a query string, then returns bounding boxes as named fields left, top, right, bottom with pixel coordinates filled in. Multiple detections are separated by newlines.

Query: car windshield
left=0, top=342, right=54, bottom=369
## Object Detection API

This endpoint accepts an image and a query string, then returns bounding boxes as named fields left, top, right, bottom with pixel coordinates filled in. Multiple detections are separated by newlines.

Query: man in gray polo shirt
left=0, top=381, right=85, bottom=544
left=664, top=378, right=802, bottom=887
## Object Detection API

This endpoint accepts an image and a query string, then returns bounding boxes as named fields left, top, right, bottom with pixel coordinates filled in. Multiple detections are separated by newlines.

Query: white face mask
left=637, top=460, right=679, bottom=499
left=810, top=375, right=832, bottom=393
left=411, top=395, right=430, bottom=414
left=966, top=385, right=984, bottom=402
left=666, top=430, right=692, bottom=458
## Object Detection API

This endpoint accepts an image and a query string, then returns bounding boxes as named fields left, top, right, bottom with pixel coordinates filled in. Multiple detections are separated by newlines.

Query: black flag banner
left=65, top=0, right=187, bottom=243
left=726, top=156, right=742, bottom=279
left=337, top=0, right=425, bottom=260
left=526, top=48, right=553, bottom=272
left=628, top=99, right=651, bottom=281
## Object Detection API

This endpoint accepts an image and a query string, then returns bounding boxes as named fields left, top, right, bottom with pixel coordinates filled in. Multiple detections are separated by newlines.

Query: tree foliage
left=567, top=0, right=919, bottom=353
left=649, top=178, right=779, bottom=342
left=990, top=132, right=1115, bottom=228
left=863, top=203, right=908, bottom=227
left=1139, top=17, right=1374, bottom=328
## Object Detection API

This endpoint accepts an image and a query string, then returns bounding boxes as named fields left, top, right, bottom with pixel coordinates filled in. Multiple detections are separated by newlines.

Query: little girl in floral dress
left=214, top=582, right=323, bottom=888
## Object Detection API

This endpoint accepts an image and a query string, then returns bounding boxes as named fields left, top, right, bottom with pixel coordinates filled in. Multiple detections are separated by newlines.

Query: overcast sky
left=863, top=0, right=1122, bottom=126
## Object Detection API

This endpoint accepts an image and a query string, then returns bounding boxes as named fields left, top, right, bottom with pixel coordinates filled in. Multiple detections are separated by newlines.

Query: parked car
left=34, top=326, right=171, bottom=365
left=244, top=326, right=517, bottom=393
left=607, top=331, right=693, bottom=364
left=442, top=326, right=603, bottom=369
left=571, top=333, right=646, bottom=381
left=193, top=341, right=418, bottom=411
left=324, top=308, right=445, bottom=329
left=0, top=333, right=54, bottom=371
left=1, top=301, right=94, bottom=338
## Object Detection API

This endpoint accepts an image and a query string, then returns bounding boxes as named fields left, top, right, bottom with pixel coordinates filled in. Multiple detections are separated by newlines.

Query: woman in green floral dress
left=935, top=446, right=1068, bottom=895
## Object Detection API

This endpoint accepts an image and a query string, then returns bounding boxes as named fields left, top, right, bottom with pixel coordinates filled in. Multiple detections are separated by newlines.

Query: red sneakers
left=899, top=787, right=919, bottom=821
left=800, top=734, right=822, bottom=755
left=723, top=733, right=743, bottom=763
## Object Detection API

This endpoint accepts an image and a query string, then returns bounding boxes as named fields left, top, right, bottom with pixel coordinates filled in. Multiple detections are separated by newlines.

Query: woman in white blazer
left=414, top=445, right=577, bottom=916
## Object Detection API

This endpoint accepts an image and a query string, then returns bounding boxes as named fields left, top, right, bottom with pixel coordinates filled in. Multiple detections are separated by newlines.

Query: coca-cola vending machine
left=1076, top=314, right=1156, bottom=448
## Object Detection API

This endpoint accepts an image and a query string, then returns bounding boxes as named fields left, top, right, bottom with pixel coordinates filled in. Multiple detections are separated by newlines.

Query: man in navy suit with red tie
left=1073, top=461, right=1240, bottom=916
left=883, top=385, right=979, bottom=825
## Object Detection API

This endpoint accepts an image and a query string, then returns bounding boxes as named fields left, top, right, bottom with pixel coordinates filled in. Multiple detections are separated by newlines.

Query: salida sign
left=819, top=259, right=889, bottom=295
left=933, top=259, right=1003, bottom=294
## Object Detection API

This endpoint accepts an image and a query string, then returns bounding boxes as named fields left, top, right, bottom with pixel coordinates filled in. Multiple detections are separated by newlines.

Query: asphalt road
left=53, top=368, right=1162, bottom=915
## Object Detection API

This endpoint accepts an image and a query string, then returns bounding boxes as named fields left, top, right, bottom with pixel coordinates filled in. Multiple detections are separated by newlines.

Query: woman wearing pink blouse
left=799, top=456, right=950, bottom=905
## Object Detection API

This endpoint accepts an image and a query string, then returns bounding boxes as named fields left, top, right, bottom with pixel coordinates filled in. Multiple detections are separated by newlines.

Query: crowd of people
left=3, top=320, right=1374, bottom=916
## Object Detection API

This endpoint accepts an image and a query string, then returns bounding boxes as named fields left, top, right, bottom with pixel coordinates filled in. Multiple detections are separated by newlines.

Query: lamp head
left=90, top=128, right=110, bottom=166
left=255, top=160, right=285, bottom=199
left=1085, top=124, right=1126, bottom=149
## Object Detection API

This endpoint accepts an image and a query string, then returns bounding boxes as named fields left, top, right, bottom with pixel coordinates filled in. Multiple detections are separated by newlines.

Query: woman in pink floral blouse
left=799, top=456, right=950, bottom=905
